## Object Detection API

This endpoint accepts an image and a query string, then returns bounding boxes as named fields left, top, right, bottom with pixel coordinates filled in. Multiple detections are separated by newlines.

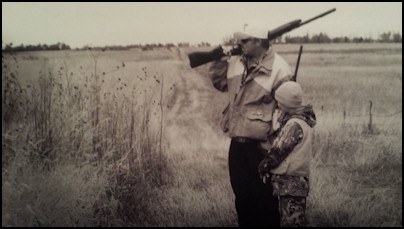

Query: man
left=208, top=21, right=292, bottom=227
left=258, top=81, right=316, bottom=227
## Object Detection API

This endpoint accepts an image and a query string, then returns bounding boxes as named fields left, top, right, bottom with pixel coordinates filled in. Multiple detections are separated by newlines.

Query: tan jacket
left=209, top=47, right=292, bottom=141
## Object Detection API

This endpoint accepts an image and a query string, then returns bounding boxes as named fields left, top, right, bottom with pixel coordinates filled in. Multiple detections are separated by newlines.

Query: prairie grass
left=2, top=43, right=402, bottom=227
left=2, top=49, right=173, bottom=226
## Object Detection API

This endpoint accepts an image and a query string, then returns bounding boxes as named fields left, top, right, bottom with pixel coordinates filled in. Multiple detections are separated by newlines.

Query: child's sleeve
left=259, top=120, right=304, bottom=173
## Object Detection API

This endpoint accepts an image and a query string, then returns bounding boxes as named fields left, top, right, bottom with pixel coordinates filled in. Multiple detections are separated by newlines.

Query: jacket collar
left=242, top=47, right=275, bottom=75
left=257, top=47, right=275, bottom=74
left=281, top=105, right=317, bottom=128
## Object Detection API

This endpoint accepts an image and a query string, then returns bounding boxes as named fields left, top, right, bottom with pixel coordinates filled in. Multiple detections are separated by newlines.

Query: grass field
left=2, top=43, right=402, bottom=226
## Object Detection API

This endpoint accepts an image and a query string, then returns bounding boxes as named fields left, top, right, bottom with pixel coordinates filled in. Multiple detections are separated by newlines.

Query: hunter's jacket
left=209, top=47, right=292, bottom=141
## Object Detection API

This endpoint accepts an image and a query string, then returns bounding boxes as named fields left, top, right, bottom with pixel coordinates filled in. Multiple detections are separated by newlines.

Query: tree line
left=3, top=31, right=402, bottom=53
left=2, top=42, right=210, bottom=53
left=282, top=31, right=402, bottom=44
left=3, top=42, right=71, bottom=52
left=222, top=31, right=402, bottom=45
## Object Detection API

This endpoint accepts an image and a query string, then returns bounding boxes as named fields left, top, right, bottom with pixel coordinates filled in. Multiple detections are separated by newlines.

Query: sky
left=2, top=2, right=402, bottom=49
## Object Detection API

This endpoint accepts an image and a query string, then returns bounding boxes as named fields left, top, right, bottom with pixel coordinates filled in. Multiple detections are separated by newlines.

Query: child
left=258, top=81, right=316, bottom=227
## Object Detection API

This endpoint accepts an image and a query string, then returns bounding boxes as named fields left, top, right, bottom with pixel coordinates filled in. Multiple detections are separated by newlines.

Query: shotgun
left=188, top=8, right=336, bottom=68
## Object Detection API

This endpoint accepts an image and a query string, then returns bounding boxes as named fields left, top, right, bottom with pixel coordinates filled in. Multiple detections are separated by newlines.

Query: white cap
left=234, top=20, right=269, bottom=40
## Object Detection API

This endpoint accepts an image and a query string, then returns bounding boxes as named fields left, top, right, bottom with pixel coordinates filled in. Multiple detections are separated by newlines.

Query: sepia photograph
left=2, top=2, right=402, bottom=227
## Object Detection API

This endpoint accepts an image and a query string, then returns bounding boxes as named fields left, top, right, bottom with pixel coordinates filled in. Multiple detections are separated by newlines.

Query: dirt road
left=148, top=49, right=237, bottom=226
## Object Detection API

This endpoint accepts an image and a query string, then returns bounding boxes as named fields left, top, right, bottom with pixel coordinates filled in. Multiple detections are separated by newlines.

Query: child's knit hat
left=275, top=81, right=303, bottom=111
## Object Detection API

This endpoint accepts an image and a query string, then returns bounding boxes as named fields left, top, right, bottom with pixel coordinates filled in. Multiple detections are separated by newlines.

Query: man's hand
left=221, top=45, right=234, bottom=56
left=260, top=172, right=271, bottom=184
left=258, top=158, right=271, bottom=184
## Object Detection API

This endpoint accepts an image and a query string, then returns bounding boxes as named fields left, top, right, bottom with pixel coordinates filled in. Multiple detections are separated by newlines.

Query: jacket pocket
left=245, top=110, right=272, bottom=141
left=220, top=103, right=230, bottom=133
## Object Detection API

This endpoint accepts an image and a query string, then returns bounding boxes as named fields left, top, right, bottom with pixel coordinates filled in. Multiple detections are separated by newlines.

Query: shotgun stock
left=188, top=45, right=242, bottom=68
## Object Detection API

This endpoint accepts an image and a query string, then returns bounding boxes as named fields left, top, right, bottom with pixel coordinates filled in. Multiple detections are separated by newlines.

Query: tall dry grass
left=2, top=49, right=171, bottom=226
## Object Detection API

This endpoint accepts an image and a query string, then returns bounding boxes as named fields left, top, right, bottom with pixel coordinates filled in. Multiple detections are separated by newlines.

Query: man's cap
left=275, top=81, right=303, bottom=111
left=234, top=20, right=269, bottom=40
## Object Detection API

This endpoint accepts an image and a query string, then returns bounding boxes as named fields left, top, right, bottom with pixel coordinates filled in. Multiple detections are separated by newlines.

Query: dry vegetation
left=2, top=43, right=402, bottom=226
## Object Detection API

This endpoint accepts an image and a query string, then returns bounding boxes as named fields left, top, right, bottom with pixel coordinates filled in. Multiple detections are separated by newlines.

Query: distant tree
left=353, top=37, right=364, bottom=43
left=284, top=35, right=297, bottom=43
left=60, top=43, right=71, bottom=50
left=165, top=43, right=176, bottom=49
left=284, top=35, right=290, bottom=43
left=364, top=37, right=373, bottom=43
left=284, top=34, right=310, bottom=44
left=302, top=34, right=310, bottom=43
left=199, top=42, right=211, bottom=47
left=14, top=44, right=24, bottom=52
left=310, top=33, right=331, bottom=43
left=34, top=44, right=42, bottom=50
left=332, top=37, right=343, bottom=43
left=25, top=44, right=34, bottom=51
left=81, top=45, right=91, bottom=50
left=141, top=44, right=152, bottom=51
left=48, top=43, right=60, bottom=50
left=379, top=32, right=391, bottom=43
left=4, top=43, right=13, bottom=52
left=393, top=33, right=402, bottom=43
left=177, top=42, right=190, bottom=47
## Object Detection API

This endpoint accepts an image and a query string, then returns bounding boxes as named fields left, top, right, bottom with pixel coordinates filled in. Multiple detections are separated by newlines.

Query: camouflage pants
left=278, top=196, right=307, bottom=227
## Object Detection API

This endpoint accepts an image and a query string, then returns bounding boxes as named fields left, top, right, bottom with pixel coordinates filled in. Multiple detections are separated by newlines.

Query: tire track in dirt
left=165, top=49, right=212, bottom=132
left=167, top=49, right=227, bottom=126
left=163, top=50, right=231, bottom=173
left=165, top=60, right=227, bottom=149
left=160, top=52, right=237, bottom=226
left=165, top=66, right=211, bottom=146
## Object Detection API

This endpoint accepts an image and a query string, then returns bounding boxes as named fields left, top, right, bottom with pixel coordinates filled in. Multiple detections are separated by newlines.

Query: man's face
left=240, top=38, right=260, bottom=57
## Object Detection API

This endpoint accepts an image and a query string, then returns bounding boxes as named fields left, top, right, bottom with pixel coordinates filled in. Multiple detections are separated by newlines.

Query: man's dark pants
left=228, top=139, right=280, bottom=227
